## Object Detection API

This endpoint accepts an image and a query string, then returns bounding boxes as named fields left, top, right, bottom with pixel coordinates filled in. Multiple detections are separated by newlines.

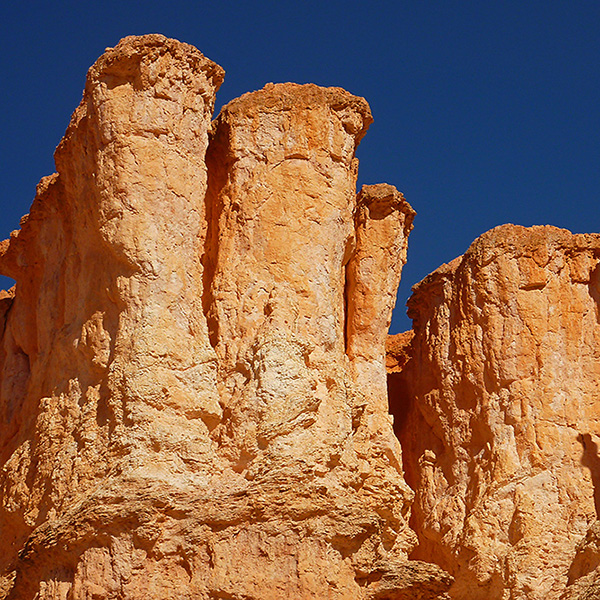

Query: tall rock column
left=207, top=83, right=371, bottom=465
left=0, top=40, right=452, bottom=599
left=0, top=35, right=225, bottom=598
left=205, top=83, right=450, bottom=599
left=346, top=183, right=415, bottom=408
left=54, top=33, right=226, bottom=438
left=395, top=224, right=600, bottom=600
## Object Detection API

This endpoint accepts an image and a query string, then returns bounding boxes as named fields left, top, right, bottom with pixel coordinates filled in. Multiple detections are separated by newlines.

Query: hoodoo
left=2, top=33, right=599, bottom=600
left=0, top=35, right=450, bottom=599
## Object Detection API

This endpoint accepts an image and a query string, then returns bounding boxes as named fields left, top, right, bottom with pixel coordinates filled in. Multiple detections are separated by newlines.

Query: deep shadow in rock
left=577, top=433, right=600, bottom=518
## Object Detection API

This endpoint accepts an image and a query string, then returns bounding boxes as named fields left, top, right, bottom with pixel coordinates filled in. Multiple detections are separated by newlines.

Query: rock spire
left=0, top=35, right=449, bottom=599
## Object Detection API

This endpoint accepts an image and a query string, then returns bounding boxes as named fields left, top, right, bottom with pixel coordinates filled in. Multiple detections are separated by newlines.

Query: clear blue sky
left=1, top=1, right=598, bottom=332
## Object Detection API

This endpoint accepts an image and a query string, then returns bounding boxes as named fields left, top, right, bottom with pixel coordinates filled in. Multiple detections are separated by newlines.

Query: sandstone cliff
left=391, top=224, right=600, bottom=600
left=3, top=32, right=598, bottom=600
left=0, top=35, right=451, bottom=599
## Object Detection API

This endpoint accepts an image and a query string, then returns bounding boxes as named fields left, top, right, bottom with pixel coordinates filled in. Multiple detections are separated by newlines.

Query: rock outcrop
left=4, top=32, right=598, bottom=600
left=0, top=35, right=451, bottom=599
left=392, top=225, right=600, bottom=600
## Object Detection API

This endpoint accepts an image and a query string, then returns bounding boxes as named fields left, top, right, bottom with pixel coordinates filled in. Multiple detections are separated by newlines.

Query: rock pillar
left=0, top=34, right=225, bottom=598
left=396, top=224, right=600, bottom=600
left=206, top=82, right=371, bottom=465
left=0, top=40, right=451, bottom=599
left=346, top=183, right=415, bottom=411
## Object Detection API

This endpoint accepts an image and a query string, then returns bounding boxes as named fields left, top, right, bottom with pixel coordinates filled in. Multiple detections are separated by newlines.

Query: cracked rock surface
left=391, top=224, right=600, bottom=600
left=4, top=33, right=597, bottom=600
left=0, top=35, right=449, bottom=599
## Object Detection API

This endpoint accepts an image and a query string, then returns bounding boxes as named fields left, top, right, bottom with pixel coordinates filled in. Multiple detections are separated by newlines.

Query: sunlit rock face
left=392, top=224, right=600, bottom=600
left=10, top=32, right=599, bottom=600
left=0, top=35, right=451, bottom=600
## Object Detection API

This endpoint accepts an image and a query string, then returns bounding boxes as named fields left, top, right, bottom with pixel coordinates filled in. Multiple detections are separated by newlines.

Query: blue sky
left=1, top=1, right=599, bottom=332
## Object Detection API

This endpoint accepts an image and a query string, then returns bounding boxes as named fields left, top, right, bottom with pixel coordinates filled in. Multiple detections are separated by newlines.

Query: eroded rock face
left=347, top=184, right=415, bottom=414
left=0, top=33, right=226, bottom=599
left=0, top=35, right=450, bottom=599
left=394, top=225, right=600, bottom=600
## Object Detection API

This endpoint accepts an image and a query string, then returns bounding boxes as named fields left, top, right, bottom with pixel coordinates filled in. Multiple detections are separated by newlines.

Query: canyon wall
left=392, top=225, right=600, bottom=600
left=0, top=35, right=451, bottom=600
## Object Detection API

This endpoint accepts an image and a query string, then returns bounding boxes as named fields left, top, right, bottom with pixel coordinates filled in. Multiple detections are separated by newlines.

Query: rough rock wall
left=393, top=224, right=600, bottom=600
left=347, top=184, right=415, bottom=415
left=0, top=35, right=451, bottom=599
left=0, top=34, right=226, bottom=600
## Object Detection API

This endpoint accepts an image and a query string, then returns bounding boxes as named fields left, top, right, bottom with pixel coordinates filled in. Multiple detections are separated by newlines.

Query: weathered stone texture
left=0, top=35, right=449, bottom=599
left=8, top=31, right=597, bottom=600
left=346, top=184, right=415, bottom=412
left=394, top=224, right=600, bottom=600
left=0, top=33, right=226, bottom=599
left=561, top=520, right=600, bottom=599
left=201, top=80, right=443, bottom=599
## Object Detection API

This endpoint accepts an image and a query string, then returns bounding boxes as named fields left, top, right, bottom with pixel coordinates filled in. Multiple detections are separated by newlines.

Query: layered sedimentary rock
left=0, top=35, right=451, bottom=599
left=393, top=225, right=600, bottom=600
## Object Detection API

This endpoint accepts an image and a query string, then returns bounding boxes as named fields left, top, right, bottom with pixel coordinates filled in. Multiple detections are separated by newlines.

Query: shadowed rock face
left=0, top=35, right=450, bottom=600
left=392, top=224, right=600, bottom=600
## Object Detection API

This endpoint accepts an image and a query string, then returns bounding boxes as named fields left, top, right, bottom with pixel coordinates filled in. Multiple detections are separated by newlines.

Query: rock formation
left=0, top=35, right=451, bottom=599
left=3, top=32, right=599, bottom=600
left=391, top=225, right=600, bottom=600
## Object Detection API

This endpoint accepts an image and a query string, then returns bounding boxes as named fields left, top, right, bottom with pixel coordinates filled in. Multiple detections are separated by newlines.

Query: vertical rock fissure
left=202, top=122, right=228, bottom=351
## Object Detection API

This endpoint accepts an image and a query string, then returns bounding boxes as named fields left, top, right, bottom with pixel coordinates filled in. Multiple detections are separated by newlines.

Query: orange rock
left=0, top=36, right=450, bottom=599
left=203, top=81, right=446, bottom=598
left=386, top=330, right=415, bottom=374
left=347, top=184, right=415, bottom=410
left=394, top=224, right=600, bottom=600
left=0, top=33, right=227, bottom=599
